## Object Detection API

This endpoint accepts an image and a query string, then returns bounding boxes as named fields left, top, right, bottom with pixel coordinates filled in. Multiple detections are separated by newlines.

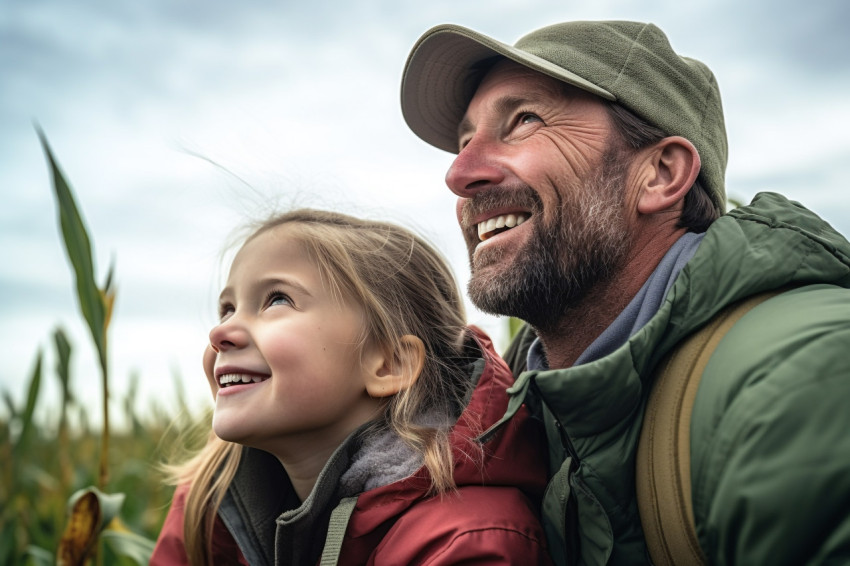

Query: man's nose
left=445, top=135, right=507, bottom=198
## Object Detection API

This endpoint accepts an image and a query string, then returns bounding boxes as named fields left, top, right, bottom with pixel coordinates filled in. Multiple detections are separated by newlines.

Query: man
left=400, top=21, right=850, bottom=565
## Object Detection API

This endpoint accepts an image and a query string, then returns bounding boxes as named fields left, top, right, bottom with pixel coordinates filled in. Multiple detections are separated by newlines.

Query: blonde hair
left=168, top=209, right=470, bottom=565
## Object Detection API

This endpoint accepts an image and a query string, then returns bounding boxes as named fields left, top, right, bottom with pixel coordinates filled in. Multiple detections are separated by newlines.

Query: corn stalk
left=37, top=128, right=116, bottom=490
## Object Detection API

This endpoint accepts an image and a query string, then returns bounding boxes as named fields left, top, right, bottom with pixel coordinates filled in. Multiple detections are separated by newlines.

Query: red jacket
left=152, top=327, right=552, bottom=565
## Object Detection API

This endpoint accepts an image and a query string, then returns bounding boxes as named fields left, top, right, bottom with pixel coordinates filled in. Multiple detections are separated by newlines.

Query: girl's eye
left=218, top=303, right=235, bottom=320
left=266, top=290, right=293, bottom=308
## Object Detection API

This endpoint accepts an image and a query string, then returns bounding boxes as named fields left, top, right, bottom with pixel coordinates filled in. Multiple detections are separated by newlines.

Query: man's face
left=447, top=61, right=632, bottom=332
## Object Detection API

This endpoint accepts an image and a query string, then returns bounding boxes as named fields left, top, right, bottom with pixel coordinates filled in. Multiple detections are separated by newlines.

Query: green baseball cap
left=401, top=21, right=728, bottom=212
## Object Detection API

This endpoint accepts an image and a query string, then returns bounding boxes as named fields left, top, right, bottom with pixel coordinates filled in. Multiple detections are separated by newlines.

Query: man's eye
left=518, top=112, right=543, bottom=125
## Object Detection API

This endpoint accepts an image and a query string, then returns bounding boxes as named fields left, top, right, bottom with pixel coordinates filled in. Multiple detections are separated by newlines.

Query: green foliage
left=101, top=529, right=157, bottom=566
left=1, top=400, right=186, bottom=564
left=0, top=129, right=202, bottom=564
left=26, top=545, right=55, bottom=566
left=36, top=128, right=109, bottom=371
left=13, top=351, right=43, bottom=461
left=507, top=317, right=526, bottom=341
left=0, top=335, right=193, bottom=564
left=53, top=329, right=72, bottom=402
left=38, top=127, right=117, bottom=493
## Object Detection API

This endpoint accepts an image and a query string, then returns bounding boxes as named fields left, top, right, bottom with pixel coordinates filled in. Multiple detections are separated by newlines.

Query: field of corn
left=0, top=366, right=204, bottom=565
left=0, top=131, right=202, bottom=565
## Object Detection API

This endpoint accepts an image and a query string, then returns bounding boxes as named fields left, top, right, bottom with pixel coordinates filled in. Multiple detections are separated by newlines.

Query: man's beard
left=463, top=151, right=631, bottom=334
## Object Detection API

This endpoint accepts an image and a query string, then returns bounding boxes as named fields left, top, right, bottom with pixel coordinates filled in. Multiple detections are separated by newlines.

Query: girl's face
left=204, top=225, right=385, bottom=461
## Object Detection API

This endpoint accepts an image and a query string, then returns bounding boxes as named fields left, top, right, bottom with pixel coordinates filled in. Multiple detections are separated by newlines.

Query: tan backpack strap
left=636, top=291, right=781, bottom=565
left=320, top=496, right=358, bottom=566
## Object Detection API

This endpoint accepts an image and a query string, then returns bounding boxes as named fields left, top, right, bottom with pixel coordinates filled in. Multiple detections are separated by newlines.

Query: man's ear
left=363, top=335, right=425, bottom=398
left=634, top=136, right=701, bottom=215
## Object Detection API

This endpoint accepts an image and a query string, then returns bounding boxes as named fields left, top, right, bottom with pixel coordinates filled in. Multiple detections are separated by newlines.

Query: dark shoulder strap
left=636, top=291, right=780, bottom=566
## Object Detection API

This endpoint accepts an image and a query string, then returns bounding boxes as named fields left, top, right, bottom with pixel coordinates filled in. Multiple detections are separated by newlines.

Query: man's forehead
left=457, top=60, right=600, bottom=135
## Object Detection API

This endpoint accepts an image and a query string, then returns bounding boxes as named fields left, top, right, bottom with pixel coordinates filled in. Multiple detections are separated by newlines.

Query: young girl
left=151, top=209, right=551, bottom=565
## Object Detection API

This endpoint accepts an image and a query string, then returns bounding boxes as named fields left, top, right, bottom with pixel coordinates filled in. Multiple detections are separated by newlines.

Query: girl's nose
left=208, top=318, right=248, bottom=353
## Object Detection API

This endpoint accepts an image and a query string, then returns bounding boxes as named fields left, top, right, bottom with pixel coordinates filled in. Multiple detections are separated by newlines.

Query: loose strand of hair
left=183, top=437, right=241, bottom=565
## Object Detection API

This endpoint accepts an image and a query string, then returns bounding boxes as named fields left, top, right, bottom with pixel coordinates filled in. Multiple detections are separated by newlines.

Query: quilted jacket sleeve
left=691, top=286, right=850, bottom=565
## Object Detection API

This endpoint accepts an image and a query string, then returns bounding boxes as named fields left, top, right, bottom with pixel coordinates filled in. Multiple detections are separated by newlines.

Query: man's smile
left=477, top=212, right=529, bottom=241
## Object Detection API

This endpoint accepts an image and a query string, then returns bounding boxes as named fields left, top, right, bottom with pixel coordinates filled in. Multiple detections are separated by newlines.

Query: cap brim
left=401, top=24, right=614, bottom=154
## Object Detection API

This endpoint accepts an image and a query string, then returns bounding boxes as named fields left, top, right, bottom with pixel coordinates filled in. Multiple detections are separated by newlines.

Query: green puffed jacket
left=500, top=192, right=850, bottom=565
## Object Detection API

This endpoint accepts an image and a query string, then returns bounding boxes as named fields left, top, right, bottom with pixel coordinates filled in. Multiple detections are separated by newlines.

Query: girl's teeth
left=219, top=374, right=268, bottom=386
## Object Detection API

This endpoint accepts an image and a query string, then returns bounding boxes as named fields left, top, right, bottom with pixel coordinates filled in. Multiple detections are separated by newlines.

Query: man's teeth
left=219, top=374, right=267, bottom=387
left=477, top=213, right=527, bottom=241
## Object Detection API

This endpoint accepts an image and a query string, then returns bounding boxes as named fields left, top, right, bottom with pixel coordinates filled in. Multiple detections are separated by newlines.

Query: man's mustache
left=459, top=185, right=541, bottom=230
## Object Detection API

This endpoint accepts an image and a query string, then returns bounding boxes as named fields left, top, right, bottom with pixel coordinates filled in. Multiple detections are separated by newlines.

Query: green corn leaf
left=2, top=390, right=17, bottom=420
left=123, top=372, right=139, bottom=422
left=124, top=372, right=143, bottom=434
left=36, top=127, right=107, bottom=369
left=101, top=527, right=156, bottom=565
left=1, top=518, right=17, bottom=564
left=53, top=327, right=73, bottom=401
left=14, top=349, right=43, bottom=454
left=25, top=545, right=55, bottom=566
left=38, top=128, right=114, bottom=488
left=103, top=255, right=116, bottom=294
left=102, top=257, right=117, bottom=337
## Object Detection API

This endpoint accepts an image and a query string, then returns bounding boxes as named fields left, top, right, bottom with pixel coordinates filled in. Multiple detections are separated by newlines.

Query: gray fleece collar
left=340, top=425, right=423, bottom=494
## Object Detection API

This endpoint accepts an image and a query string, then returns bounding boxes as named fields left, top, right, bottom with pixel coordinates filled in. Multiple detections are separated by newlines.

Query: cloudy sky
left=2, top=0, right=849, bottom=427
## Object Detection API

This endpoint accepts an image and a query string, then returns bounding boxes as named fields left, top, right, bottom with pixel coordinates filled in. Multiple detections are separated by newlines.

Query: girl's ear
left=634, top=136, right=701, bottom=215
left=364, top=335, right=425, bottom=398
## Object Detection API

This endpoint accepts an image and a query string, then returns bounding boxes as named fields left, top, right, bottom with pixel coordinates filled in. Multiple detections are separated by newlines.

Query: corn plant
left=38, top=128, right=116, bottom=492
left=12, top=129, right=159, bottom=565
